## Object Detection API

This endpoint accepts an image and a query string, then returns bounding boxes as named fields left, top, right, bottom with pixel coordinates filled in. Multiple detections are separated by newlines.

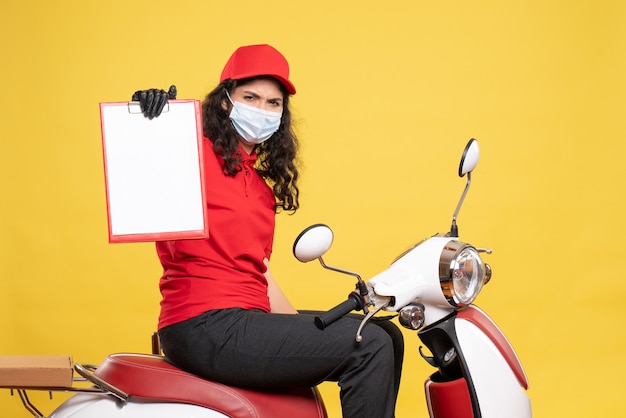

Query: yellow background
left=1, top=1, right=625, bottom=417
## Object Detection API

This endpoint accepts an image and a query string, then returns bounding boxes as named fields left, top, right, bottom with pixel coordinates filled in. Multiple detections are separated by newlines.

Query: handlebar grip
left=315, top=293, right=364, bottom=330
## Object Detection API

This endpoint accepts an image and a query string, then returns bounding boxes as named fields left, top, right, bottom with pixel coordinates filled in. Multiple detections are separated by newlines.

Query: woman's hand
left=131, top=85, right=177, bottom=119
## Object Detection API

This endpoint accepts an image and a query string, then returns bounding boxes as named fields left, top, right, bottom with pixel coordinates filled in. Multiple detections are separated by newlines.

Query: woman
left=133, top=44, right=404, bottom=418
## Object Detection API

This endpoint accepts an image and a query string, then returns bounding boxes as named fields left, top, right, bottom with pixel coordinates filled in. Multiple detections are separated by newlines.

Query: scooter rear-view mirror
left=293, top=224, right=334, bottom=263
left=459, top=138, right=480, bottom=177
left=450, top=138, right=480, bottom=237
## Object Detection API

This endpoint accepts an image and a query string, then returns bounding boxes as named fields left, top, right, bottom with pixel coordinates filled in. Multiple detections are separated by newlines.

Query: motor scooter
left=3, top=138, right=530, bottom=418
left=293, top=138, right=531, bottom=418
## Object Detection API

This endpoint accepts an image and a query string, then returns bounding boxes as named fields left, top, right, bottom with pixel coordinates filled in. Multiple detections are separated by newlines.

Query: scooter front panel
left=455, top=314, right=531, bottom=418
left=457, top=305, right=528, bottom=389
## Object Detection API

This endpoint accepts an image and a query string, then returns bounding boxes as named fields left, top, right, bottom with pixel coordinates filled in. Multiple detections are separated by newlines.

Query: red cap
left=220, top=44, right=296, bottom=95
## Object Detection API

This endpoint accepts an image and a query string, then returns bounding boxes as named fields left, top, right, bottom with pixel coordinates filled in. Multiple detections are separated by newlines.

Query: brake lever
left=355, top=300, right=390, bottom=343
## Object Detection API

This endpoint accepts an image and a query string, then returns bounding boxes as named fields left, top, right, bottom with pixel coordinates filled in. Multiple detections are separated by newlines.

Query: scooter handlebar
left=314, top=292, right=364, bottom=330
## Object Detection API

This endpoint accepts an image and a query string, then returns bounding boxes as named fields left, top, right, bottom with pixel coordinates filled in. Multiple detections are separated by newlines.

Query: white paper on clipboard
left=99, top=100, right=208, bottom=243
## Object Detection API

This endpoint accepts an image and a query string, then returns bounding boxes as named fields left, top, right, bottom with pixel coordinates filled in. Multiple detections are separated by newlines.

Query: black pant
left=159, top=308, right=404, bottom=418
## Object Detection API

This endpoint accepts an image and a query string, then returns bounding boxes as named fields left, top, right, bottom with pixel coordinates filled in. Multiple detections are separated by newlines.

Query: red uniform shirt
left=156, top=138, right=276, bottom=330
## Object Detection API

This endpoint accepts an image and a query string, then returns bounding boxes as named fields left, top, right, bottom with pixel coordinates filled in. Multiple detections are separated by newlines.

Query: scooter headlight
left=439, top=241, right=489, bottom=307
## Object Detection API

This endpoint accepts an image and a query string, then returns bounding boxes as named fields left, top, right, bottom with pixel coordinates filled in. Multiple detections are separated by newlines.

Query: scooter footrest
left=94, top=353, right=327, bottom=418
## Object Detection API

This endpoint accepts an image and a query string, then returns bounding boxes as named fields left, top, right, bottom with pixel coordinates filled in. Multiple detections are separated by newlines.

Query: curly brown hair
left=201, top=77, right=300, bottom=213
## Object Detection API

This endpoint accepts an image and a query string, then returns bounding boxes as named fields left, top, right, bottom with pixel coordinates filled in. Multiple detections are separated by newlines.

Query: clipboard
left=99, top=100, right=208, bottom=243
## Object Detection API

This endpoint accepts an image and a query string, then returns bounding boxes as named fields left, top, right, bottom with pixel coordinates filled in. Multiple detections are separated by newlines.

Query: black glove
left=131, top=85, right=177, bottom=119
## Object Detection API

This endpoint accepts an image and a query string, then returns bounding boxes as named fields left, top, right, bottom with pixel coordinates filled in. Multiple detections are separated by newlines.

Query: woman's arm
left=264, top=259, right=298, bottom=314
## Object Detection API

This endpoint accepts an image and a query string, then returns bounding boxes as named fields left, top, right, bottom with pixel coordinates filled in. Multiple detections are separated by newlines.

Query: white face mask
left=226, top=91, right=282, bottom=144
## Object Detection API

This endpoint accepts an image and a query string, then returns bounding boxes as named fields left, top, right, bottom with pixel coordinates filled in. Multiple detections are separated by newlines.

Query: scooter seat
left=94, top=353, right=327, bottom=418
